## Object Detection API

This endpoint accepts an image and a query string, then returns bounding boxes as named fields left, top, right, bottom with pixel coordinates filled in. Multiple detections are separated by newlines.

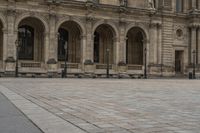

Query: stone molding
left=189, top=23, right=200, bottom=29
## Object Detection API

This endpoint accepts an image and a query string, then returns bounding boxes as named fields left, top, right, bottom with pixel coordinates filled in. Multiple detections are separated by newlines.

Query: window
left=18, top=25, right=34, bottom=60
left=176, top=0, right=183, bottom=12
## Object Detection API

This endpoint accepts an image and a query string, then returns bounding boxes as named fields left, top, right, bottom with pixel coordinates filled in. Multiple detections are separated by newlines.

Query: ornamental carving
left=174, top=25, right=186, bottom=40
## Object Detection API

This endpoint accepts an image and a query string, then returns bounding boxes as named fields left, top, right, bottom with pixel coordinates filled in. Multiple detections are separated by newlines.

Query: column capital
left=189, top=23, right=199, bottom=29
left=2, top=28, right=8, bottom=34
left=80, top=34, right=87, bottom=39
left=14, top=30, right=18, bottom=34
left=112, top=36, right=119, bottom=42
left=149, top=22, right=158, bottom=29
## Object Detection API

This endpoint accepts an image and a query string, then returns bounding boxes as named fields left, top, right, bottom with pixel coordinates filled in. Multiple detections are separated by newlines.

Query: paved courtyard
left=0, top=78, right=200, bottom=133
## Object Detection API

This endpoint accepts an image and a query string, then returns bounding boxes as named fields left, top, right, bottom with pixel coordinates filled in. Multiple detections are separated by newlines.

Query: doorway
left=175, top=51, right=183, bottom=73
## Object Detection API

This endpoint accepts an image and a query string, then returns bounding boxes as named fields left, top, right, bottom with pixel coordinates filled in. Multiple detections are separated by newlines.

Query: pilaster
left=149, top=22, right=158, bottom=64
left=2, top=28, right=8, bottom=62
left=44, top=32, right=49, bottom=63
left=198, top=28, right=200, bottom=64
left=198, top=0, right=200, bottom=10
left=192, top=0, right=197, bottom=10
left=85, top=16, right=94, bottom=62
left=157, top=23, right=162, bottom=65
left=183, top=0, right=188, bottom=13
left=6, top=9, right=16, bottom=59
left=113, top=36, right=119, bottom=64
left=119, top=20, right=126, bottom=64
left=81, top=35, right=87, bottom=63
left=48, top=14, right=57, bottom=61
left=190, top=25, right=197, bottom=64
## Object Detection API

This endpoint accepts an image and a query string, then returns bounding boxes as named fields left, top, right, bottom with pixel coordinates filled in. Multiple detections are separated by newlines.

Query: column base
left=5, top=57, right=16, bottom=77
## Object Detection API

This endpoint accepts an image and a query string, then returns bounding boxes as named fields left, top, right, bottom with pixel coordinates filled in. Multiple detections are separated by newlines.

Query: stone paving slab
left=0, top=78, right=200, bottom=133
left=0, top=85, right=86, bottom=133
left=0, top=92, right=42, bottom=133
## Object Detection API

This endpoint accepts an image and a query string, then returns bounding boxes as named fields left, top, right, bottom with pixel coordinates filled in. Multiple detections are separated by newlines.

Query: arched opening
left=57, top=21, right=81, bottom=63
left=0, top=20, right=3, bottom=60
left=18, top=17, right=45, bottom=62
left=93, top=24, right=115, bottom=64
left=126, top=27, right=146, bottom=65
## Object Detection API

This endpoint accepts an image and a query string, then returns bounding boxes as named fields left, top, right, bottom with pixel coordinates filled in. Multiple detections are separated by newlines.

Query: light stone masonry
left=0, top=0, right=199, bottom=77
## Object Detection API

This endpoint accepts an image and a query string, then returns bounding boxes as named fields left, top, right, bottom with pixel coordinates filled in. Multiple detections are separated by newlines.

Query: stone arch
left=93, top=23, right=117, bottom=64
left=17, top=17, right=46, bottom=61
left=57, top=20, right=83, bottom=63
left=15, top=13, right=49, bottom=33
left=56, top=18, right=85, bottom=35
left=125, top=24, right=149, bottom=41
left=92, top=20, right=119, bottom=38
left=126, top=26, right=147, bottom=65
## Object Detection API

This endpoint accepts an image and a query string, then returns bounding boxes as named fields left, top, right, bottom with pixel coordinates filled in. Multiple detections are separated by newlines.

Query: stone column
left=145, top=39, right=150, bottom=68
left=81, top=35, right=87, bottom=63
left=183, top=0, right=188, bottom=12
left=190, top=25, right=197, bottom=64
left=149, top=22, right=158, bottom=64
left=2, top=29, right=8, bottom=61
left=44, top=32, right=49, bottom=63
left=113, top=37, right=119, bottom=64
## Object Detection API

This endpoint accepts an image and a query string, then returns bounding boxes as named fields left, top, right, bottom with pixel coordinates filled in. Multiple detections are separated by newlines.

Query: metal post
left=160, top=64, right=163, bottom=77
left=144, top=48, right=147, bottom=79
left=193, top=50, right=196, bottom=79
left=106, top=48, right=110, bottom=78
left=64, top=41, right=68, bottom=78
left=15, top=47, right=18, bottom=77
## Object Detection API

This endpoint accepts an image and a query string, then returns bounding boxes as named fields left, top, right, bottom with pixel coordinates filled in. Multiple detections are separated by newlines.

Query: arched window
left=176, top=0, right=183, bottom=12
left=58, top=28, right=68, bottom=61
left=57, top=21, right=81, bottom=63
left=93, top=24, right=115, bottom=64
left=126, top=27, right=144, bottom=65
left=18, top=25, right=34, bottom=60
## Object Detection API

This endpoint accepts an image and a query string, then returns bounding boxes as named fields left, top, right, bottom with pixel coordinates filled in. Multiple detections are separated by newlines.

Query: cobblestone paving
left=0, top=78, right=200, bottom=133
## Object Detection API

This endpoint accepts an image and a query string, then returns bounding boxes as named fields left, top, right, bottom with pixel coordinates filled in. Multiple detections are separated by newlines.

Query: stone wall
left=0, top=0, right=199, bottom=77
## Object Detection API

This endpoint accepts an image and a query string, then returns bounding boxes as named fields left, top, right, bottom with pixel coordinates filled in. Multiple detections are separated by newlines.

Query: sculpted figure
left=148, top=0, right=155, bottom=8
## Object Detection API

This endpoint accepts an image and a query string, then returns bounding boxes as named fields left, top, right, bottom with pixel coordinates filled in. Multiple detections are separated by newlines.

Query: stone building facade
left=0, top=0, right=199, bottom=77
